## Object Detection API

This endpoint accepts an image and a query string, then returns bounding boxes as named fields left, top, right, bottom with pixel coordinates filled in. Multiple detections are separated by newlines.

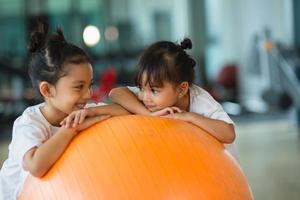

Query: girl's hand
left=75, top=115, right=111, bottom=132
left=164, top=111, right=191, bottom=122
left=151, top=107, right=182, bottom=116
left=60, top=114, right=111, bottom=138
left=23, top=114, right=110, bottom=178
left=60, top=108, right=94, bottom=128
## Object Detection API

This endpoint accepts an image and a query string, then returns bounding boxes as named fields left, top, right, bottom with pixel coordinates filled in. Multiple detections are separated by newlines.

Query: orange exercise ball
left=19, top=115, right=253, bottom=200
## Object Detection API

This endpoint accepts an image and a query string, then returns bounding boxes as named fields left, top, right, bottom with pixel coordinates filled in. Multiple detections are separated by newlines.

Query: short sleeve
left=85, top=102, right=107, bottom=108
left=208, top=105, right=235, bottom=125
left=127, top=86, right=140, bottom=96
left=189, top=85, right=234, bottom=125
left=10, top=122, right=46, bottom=166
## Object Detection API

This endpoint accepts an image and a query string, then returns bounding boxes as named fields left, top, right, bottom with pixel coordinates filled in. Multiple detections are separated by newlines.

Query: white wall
left=126, top=0, right=190, bottom=45
left=205, top=0, right=293, bottom=76
left=205, top=0, right=294, bottom=111
left=236, top=0, right=293, bottom=111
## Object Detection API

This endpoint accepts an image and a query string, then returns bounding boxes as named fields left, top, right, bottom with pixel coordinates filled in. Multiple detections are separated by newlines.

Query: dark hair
left=28, top=22, right=91, bottom=95
left=135, top=38, right=196, bottom=88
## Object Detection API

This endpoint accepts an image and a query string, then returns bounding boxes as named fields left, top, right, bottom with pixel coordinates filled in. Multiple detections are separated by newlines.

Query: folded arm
left=23, top=115, right=109, bottom=177
left=109, top=87, right=150, bottom=115
left=167, top=112, right=235, bottom=143
left=89, top=103, right=131, bottom=116
left=61, top=103, right=130, bottom=128
left=23, top=127, right=77, bottom=177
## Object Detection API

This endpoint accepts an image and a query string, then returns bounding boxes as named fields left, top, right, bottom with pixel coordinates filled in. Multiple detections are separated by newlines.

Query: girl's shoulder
left=190, top=84, right=215, bottom=100
left=189, top=84, right=222, bottom=108
left=12, top=103, right=56, bottom=143
left=127, top=86, right=139, bottom=95
left=14, top=103, right=46, bottom=126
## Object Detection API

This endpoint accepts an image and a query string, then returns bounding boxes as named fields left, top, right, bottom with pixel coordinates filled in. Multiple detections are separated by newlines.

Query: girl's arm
left=23, top=127, right=77, bottom=177
left=109, top=87, right=180, bottom=116
left=109, top=87, right=150, bottom=115
left=23, top=115, right=109, bottom=177
left=60, top=104, right=130, bottom=128
left=89, top=103, right=131, bottom=116
left=167, top=112, right=235, bottom=144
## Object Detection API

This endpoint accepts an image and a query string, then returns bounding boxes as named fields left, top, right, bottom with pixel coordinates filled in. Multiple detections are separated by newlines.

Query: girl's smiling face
left=45, top=62, right=94, bottom=120
left=137, top=73, right=182, bottom=112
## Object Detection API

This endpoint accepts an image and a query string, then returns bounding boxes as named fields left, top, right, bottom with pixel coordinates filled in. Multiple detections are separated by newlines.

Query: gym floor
left=233, top=112, right=300, bottom=200
left=1, top=112, right=299, bottom=199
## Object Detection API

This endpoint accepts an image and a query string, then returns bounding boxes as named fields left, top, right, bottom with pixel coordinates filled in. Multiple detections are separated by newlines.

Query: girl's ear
left=178, top=81, right=189, bottom=97
left=39, top=81, right=54, bottom=98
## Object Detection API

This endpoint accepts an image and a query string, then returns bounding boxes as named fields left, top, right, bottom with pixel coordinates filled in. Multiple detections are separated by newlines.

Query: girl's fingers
left=60, top=119, right=66, bottom=125
left=79, top=112, right=87, bottom=124
left=166, top=108, right=174, bottom=114
left=171, top=106, right=182, bottom=113
left=66, top=114, right=75, bottom=128
left=152, top=110, right=162, bottom=116
left=78, top=115, right=111, bottom=131
left=73, top=113, right=81, bottom=127
left=155, top=108, right=173, bottom=116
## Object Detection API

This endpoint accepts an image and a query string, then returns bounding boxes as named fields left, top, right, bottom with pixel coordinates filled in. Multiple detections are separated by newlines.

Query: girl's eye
left=75, top=85, right=84, bottom=90
left=89, top=82, right=94, bottom=89
left=151, top=89, right=159, bottom=94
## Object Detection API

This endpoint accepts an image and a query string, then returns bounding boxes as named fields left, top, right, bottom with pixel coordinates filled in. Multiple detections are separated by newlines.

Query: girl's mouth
left=145, top=104, right=156, bottom=111
left=76, top=103, right=86, bottom=109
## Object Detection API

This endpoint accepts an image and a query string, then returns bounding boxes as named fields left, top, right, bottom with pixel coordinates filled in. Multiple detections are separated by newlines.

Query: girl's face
left=137, top=74, right=183, bottom=112
left=46, top=62, right=93, bottom=118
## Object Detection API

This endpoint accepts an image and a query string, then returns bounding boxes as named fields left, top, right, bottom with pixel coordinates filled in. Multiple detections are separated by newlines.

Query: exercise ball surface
left=19, top=115, right=252, bottom=200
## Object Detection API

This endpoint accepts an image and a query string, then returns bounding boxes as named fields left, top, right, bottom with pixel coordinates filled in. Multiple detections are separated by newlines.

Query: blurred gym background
left=0, top=0, right=299, bottom=199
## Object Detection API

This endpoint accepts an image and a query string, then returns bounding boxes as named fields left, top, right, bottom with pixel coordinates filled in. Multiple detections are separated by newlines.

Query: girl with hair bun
left=0, top=23, right=128, bottom=200
left=109, top=38, right=238, bottom=159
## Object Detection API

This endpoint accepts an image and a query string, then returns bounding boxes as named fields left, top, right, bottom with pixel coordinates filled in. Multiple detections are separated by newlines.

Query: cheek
left=137, top=93, right=143, bottom=100
left=154, top=95, right=167, bottom=105
left=57, top=91, right=79, bottom=103
left=158, top=94, right=177, bottom=105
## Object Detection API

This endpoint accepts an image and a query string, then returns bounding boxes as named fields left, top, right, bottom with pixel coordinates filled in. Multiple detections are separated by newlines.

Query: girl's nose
left=84, top=88, right=93, bottom=99
left=141, top=91, right=151, bottom=102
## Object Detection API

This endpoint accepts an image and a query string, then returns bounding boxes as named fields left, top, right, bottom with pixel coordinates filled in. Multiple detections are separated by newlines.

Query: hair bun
left=28, top=32, right=46, bottom=53
left=51, top=28, right=67, bottom=43
left=180, top=38, right=192, bottom=50
left=190, top=58, right=196, bottom=68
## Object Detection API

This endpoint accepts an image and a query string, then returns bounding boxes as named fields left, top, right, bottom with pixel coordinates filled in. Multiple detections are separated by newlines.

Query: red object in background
left=205, top=64, right=238, bottom=102
left=92, top=67, right=117, bottom=102
left=217, top=64, right=238, bottom=89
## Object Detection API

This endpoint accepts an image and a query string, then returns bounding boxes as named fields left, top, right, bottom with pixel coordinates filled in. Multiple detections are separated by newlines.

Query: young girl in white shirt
left=0, top=23, right=128, bottom=200
left=109, top=38, right=238, bottom=158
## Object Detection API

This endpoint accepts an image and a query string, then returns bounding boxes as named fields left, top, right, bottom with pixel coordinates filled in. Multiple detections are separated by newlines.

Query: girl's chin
left=148, top=107, right=162, bottom=112
left=146, top=107, right=156, bottom=112
left=74, top=105, right=85, bottom=110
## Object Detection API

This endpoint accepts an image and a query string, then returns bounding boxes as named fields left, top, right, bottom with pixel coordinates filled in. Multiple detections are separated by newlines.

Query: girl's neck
left=175, top=91, right=190, bottom=111
left=40, top=104, right=66, bottom=127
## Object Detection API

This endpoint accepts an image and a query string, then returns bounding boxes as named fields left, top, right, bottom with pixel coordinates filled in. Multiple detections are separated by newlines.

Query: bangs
left=135, top=54, right=171, bottom=88
left=64, top=45, right=91, bottom=65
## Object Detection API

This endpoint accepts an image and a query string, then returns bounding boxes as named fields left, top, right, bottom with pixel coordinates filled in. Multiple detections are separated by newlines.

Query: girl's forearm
left=187, top=113, right=235, bottom=143
left=90, top=104, right=130, bottom=116
left=109, top=87, right=150, bottom=115
left=24, top=128, right=77, bottom=177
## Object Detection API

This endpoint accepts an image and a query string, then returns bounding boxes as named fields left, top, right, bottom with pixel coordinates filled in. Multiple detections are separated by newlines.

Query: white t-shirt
left=0, top=102, right=104, bottom=200
left=128, top=84, right=238, bottom=159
